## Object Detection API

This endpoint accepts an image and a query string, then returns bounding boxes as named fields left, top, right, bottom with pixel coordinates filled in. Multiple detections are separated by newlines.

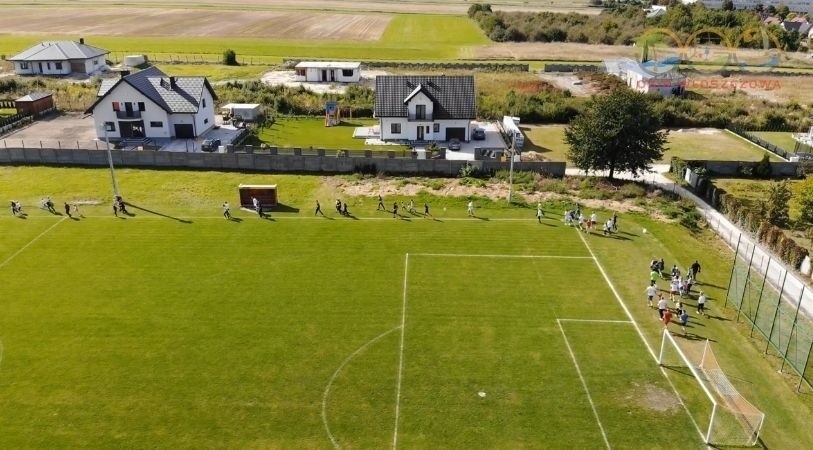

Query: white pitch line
left=575, top=230, right=705, bottom=441
left=410, top=253, right=591, bottom=259
left=557, top=319, right=611, bottom=450
left=322, top=326, right=401, bottom=450
left=4, top=215, right=551, bottom=221
left=557, top=318, right=633, bottom=324
left=0, top=217, right=66, bottom=270
left=392, top=253, right=409, bottom=450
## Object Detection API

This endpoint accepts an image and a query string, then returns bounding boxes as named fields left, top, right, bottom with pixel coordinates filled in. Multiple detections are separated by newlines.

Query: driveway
left=2, top=112, right=97, bottom=148
left=445, top=121, right=507, bottom=161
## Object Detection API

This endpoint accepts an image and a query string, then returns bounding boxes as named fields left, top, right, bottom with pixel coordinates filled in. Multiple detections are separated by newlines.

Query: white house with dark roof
left=604, top=58, right=685, bottom=97
left=85, top=66, right=217, bottom=140
left=9, top=38, right=108, bottom=76
left=294, top=61, right=361, bottom=83
left=374, top=75, right=476, bottom=142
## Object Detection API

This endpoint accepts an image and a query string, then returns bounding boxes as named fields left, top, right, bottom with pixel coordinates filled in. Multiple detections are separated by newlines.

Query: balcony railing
left=407, top=114, right=432, bottom=122
left=116, top=110, right=142, bottom=119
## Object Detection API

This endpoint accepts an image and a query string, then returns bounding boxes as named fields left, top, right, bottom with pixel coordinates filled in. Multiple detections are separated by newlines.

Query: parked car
left=201, top=138, right=221, bottom=152
left=448, top=138, right=461, bottom=151
left=472, top=127, right=486, bottom=140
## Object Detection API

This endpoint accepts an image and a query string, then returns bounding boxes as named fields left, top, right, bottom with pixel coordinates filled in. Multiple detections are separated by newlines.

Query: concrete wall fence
left=0, top=147, right=566, bottom=177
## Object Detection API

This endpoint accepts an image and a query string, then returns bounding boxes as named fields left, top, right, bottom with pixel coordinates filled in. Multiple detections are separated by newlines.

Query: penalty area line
left=410, top=253, right=591, bottom=259
left=557, top=318, right=633, bottom=324
left=556, top=319, right=611, bottom=450
left=393, top=253, right=409, bottom=450
left=0, top=217, right=66, bottom=270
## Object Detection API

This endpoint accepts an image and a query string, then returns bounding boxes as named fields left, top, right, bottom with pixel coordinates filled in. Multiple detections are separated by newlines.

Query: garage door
left=446, top=127, right=466, bottom=140
left=174, top=124, right=194, bottom=139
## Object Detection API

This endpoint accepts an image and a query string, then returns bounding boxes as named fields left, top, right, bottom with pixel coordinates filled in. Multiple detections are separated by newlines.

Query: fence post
left=797, top=337, right=813, bottom=392
left=736, top=242, right=758, bottom=323
left=725, top=233, right=743, bottom=309
left=780, top=286, right=806, bottom=374
left=21, top=140, right=24, bottom=149
left=765, top=270, right=788, bottom=354
left=750, top=255, right=770, bottom=337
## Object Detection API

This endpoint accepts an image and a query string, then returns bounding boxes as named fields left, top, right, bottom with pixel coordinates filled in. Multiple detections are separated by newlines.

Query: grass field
left=1, top=167, right=813, bottom=447
left=251, top=117, right=410, bottom=152
left=522, top=125, right=783, bottom=163
left=0, top=108, right=16, bottom=117
left=750, top=131, right=803, bottom=154
left=156, top=63, right=272, bottom=82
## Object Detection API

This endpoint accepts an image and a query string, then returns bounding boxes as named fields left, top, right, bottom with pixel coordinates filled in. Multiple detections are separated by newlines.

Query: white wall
left=14, top=60, right=71, bottom=76
left=405, top=92, right=434, bottom=120
left=81, top=56, right=107, bottom=75
left=192, top=88, right=216, bottom=137
left=303, top=67, right=360, bottom=83
left=379, top=118, right=471, bottom=141
left=91, top=82, right=169, bottom=139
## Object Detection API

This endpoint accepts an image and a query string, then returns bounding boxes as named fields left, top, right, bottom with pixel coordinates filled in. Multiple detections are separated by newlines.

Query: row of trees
left=468, top=2, right=807, bottom=50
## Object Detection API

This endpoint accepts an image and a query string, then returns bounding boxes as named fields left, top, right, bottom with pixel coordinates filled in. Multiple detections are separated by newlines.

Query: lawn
left=0, top=14, right=486, bottom=63
left=712, top=177, right=805, bottom=221
left=251, top=117, right=410, bottom=152
left=750, top=131, right=804, bottom=154
left=156, top=63, right=272, bottom=82
left=522, top=125, right=783, bottom=163
left=0, top=108, right=16, bottom=117
left=0, top=167, right=812, bottom=447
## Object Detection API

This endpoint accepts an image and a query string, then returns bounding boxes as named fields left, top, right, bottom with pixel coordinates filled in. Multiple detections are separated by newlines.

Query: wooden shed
left=15, top=92, right=54, bottom=117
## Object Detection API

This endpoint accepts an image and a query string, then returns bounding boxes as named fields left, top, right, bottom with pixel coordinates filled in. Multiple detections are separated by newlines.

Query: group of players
left=646, top=258, right=706, bottom=335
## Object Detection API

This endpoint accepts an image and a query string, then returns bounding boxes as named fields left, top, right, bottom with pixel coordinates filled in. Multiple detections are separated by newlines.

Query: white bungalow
left=294, top=61, right=361, bottom=83
left=9, top=38, right=108, bottom=76
left=604, top=58, right=686, bottom=97
left=85, top=66, right=216, bottom=140
left=374, top=75, right=476, bottom=142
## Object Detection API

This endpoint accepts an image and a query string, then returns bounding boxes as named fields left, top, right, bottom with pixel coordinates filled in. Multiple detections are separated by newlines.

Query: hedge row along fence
left=672, top=157, right=810, bottom=271
left=282, top=59, right=529, bottom=72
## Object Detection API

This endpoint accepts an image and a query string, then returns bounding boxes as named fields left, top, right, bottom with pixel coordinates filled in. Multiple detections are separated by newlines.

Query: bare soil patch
left=625, top=382, right=682, bottom=413
left=0, top=7, right=390, bottom=40
left=536, top=72, right=595, bottom=96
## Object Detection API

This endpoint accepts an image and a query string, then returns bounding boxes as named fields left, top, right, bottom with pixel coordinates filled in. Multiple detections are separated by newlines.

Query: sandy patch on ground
left=0, top=8, right=390, bottom=40
left=261, top=69, right=389, bottom=94
left=625, top=382, right=682, bottom=413
left=536, top=72, right=594, bottom=96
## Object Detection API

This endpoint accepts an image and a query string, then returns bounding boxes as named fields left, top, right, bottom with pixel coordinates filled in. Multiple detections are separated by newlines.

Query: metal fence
left=725, top=233, right=813, bottom=391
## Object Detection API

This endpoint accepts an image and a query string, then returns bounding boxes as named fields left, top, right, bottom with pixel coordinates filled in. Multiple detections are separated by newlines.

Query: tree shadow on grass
left=126, top=203, right=192, bottom=224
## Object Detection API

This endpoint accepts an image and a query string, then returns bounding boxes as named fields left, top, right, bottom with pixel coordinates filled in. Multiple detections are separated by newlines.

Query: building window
left=112, top=102, right=120, bottom=111
left=342, top=69, right=353, bottom=77
left=46, top=62, right=51, bottom=70
left=391, top=123, right=401, bottom=134
left=93, top=59, right=99, bottom=66
left=20, top=62, right=28, bottom=69
left=137, top=102, right=145, bottom=111
left=204, top=118, right=209, bottom=124
left=202, top=98, right=206, bottom=108
left=415, top=104, right=426, bottom=120
left=426, top=126, right=430, bottom=133
left=55, top=62, right=62, bottom=70
left=433, top=123, right=440, bottom=133
left=295, top=68, right=306, bottom=76
left=149, top=121, right=163, bottom=128
left=104, top=122, right=116, bottom=132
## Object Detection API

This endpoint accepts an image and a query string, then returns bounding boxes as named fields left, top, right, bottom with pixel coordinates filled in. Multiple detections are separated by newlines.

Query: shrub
left=619, top=183, right=646, bottom=199
left=754, top=154, right=772, bottom=179
left=458, top=163, right=482, bottom=179
left=766, top=180, right=792, bottom=227
left=222, top=49, right=238, bottom=66
left=680, top=210, right=702, bottom=231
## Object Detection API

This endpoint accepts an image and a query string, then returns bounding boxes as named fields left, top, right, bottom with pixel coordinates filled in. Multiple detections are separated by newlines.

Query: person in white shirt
left=645, top=284, right=658, bottom=308
left=590, top=212, right=598, bottom=229
left=657, top=294, right=668, bottom=319
left=222, top=201, right=231, bottom=219
left=467, top=200, right=474, bottom=217
left=670, top=277, right=680, bottom=302
left=697, top=292, right=707, bottom=317
left=537, top=203, right=543, bottom=223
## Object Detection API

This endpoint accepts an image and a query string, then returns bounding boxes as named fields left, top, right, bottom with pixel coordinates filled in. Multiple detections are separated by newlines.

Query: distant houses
left=9, top=38, right=108, bottom=76
left=85, top=67, right=217, bottom=140
left=294, top=61, right=361, bottom=83
left=374, top=75, right=476, bottom=142
left=682, top=0, right=813, bottom=13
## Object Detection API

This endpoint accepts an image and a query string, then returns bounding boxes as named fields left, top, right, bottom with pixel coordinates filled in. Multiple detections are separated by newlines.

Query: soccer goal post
left=658, top=330, right=765, bottom=446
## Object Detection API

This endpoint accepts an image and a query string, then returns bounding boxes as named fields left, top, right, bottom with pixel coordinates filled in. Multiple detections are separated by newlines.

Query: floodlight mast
left=101, top=124, right=120, bottom=198
left=507, top=146, right=515, bottom=203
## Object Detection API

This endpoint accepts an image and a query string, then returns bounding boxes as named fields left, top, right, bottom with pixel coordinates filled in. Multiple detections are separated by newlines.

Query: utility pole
left=102, top=124, right=120, bottom=198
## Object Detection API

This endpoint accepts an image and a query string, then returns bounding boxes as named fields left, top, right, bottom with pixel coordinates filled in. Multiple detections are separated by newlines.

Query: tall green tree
left=795, top=177, right=813, bottom=226
left=766, top=179, right=792, bottom=226
left=564, top=88, right=666, bottom=180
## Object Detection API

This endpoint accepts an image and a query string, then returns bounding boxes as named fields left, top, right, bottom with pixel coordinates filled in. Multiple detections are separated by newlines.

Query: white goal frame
left=658, top=329, right=765, bottom=446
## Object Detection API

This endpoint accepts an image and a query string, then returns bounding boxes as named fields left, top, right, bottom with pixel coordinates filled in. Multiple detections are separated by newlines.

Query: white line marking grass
left=575, top=231, right=705, bottom=441
left=2, top=216, right=554, bottom=221
left=410, top=253, right=591, bottom=259
left=0, top=217, right=66, bottom=270
left=557, top=319, right=612, bottom=450
left=557, top=318, right=633, bottom=324
left=322, top=326, right=401, bottom=450
left=393, top=253, right=409, bottom=450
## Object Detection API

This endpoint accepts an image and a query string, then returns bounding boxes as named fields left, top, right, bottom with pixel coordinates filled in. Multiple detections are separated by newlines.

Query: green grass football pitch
left=0, top=210, right=711, bottom=448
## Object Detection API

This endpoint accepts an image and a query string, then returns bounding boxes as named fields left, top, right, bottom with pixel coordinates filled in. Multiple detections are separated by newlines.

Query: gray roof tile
left=10, top=41, right=108, bottom=62
left=375, top=75, right=475, bottom=119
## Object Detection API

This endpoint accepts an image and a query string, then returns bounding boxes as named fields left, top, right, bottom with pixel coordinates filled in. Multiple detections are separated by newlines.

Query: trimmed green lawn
left=157, top=63, right=271, bottom=82
left=522, top=125, right=782, bottom=163
left=0, top=108, right=16, bottom=117
left=751, top=131, right=804, bottom=153
left=252, top=117, right=409, bottom=152
left=0, top=167, right=812, bottom=448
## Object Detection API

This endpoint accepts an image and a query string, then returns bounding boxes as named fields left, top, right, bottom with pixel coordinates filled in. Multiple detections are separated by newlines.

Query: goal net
left=658, top=330, right=765, bottom=446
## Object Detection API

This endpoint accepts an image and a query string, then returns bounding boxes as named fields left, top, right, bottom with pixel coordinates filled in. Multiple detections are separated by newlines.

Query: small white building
left=85, top=66, right=217, bottom=140
left=374, top=75, right=476, bottom=142
left=8, top=38, right=108, bottom=76
left=604, top=58, right=686, bottom=97
left=294, top=61, right=361, bottom=83
left=221, top=103, right=261, bottom=122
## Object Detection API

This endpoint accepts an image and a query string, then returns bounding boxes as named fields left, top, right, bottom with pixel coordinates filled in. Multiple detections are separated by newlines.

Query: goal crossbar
left=658, top=329, right=765, bottom=446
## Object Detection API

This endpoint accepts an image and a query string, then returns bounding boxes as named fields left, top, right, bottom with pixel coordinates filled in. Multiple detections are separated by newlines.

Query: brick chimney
left=169, top=76, right=177, bottom=90
left=79, top=37, right=85, bottom=45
